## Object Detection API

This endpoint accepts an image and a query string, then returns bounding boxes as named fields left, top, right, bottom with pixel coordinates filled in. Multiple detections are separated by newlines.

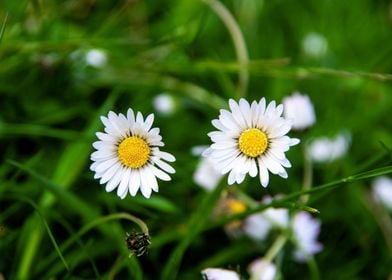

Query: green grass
left=1, top=0, right=392, bottom=279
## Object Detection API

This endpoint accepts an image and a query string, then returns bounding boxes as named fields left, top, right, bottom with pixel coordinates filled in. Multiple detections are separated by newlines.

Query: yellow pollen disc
left=227, top=199, right=247, bottom=214
left=238, top=128, right=268, bottom=158
left=117, top=136, right=150, bottom=169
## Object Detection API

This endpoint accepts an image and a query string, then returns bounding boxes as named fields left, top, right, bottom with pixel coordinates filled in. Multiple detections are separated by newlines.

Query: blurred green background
left=0, top=0, right=391, bottom=279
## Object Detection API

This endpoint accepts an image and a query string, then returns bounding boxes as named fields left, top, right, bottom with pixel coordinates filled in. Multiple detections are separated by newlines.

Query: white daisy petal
left=92, top=141, right=116, bottom=151
left=90, top=109, right=175, bottom=199
left=228, top=169, right=237, bottom=185
left=278, top=169, right=288, bottom=179
left=265, top=100, right=276, bottom=117
left=249, top=160, right=258, bottom=177
left=258, top=163, right=270, bottom=187
left=105, top=168, right=123, bottom=192
left=100, top=162, right=122, bottom=184
left=136, top=111, right=144, bottom=124
left=229, top=99, right=247, bottom=129
left=235, top=172, right=246, bottom=184
left=129, top=169, right=141, bottom=196
left=155, top=150, right=176, bottom=162
left=120, top=189, right=127, bottom=200
left=127, top=108, right=135, bottom=123
left=275, top=104, right=284, bottom=117
left=96, top=132, right=116, bottom=142
left=151, top=165, right=171, bottom=181
left=155, top=158, right=176, bottom=174
left=90, top=161, right=98, bottom=171
left=143, top=167, right=158, bottom=192
left=95, top=158, right=119, bottom=173
left=211, top=119, right=227, bottom=131
left=290, top=138, right=301, bottom=146
left=205, top=98, right=299, bottom=188
left=220, top=109, right=241, bottom=131
left=108, top=111, right=127, bottom=138
left=100, top=115, right=111, bottom=128
left=91, top=150, right=116, bottom=161
left=140, top=169, right=152, bottom=198
left=117, top=168, right=131, bottom=198
left=144, top=113, right=154, bottom=131
left=239, top=98, right=252, bottom=127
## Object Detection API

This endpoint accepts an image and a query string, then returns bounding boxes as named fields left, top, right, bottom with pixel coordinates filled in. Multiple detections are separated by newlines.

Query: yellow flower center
left=117, top=136, right=150, bottom=169
left=227, top=199, right=247, bottom=214
left=238, top=128, right=268, bottom=158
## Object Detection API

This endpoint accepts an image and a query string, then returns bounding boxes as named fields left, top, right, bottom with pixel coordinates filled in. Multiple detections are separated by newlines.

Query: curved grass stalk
left=207, top=165, right=392, bottom=229
left=202, top=0, right=249, bottom=98
left=1, top=195, right=69, bottom=273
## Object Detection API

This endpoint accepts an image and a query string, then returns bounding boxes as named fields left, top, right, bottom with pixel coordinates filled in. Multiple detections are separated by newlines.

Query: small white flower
left=372, top=176, right=392, bottom=210
left=192, top=146, right=223, bottom=191
left=90, top=109, right=176, bottom=199
left=201, top=268, right=240, bottom=280
left=248, top=258, right=277, bottom=280
left=204, top=98, right=300, bottom=187
left=302, top=32, right=328, bottom=58
left=243, top=213, right=272, bottom=241
left=153, top=93, right=176, bottom=115
left=243, top=197, right=289, bottom=241
left=85, top=49, right=107, bottom=68
left=292, top=212, right=323, bottom=262
left=261, top=196, right=290, bottom=228
left=193, top=157, right=223, bottom=191
left=307, top=132, right=351, bottom=163
left=283, top=92, right=316, bottom=130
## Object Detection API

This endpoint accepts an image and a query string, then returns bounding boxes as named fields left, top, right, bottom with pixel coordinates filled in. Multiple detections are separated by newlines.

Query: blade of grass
left=16, top=91, right=119, bottom=279
left=2, top=195, right=69, bottom=272
left=202, top=0, right=249, bottom=98
left=37, top=213, right=146, bottom=278
left=0, top=123, right=82, bottom=140
left=207, top=165, right=392, bottom=230
left=0, top=12, right=8, bottom=43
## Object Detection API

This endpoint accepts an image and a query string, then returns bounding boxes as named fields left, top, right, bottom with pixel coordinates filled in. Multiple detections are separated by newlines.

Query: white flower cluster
left=243, top=196, right=323, bottom=262
left=202, top=258, right=277, bottom=280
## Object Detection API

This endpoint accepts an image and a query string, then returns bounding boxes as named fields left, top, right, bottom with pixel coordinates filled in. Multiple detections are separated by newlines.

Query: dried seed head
left=125, top=232, right=151, bottom=257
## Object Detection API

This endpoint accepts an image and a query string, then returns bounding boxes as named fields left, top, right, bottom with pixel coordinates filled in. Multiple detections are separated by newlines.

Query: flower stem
left=201, top=0, right=249, bottom=98
left=264, top=234, right=288, bottom=263
left=79, top=212, right=149, bottom=236
left=301, top=146, right=313, bottom=204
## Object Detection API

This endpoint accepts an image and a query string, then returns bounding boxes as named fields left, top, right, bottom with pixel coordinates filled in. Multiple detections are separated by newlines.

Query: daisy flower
left=204, top=98, right=300, bottom=187
left=90, top=109, right=175, bottom=199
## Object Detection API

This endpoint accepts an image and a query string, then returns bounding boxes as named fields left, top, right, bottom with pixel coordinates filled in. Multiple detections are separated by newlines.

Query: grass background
left=0, top=0, right=392, bottom=279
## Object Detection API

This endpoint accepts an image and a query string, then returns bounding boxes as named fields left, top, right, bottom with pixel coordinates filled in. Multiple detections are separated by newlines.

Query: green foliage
left=1, top=0, right=392, bottom=279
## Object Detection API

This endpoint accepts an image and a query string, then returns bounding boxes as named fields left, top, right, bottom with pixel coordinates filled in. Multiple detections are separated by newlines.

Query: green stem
left=0, top=12, right=8, bottom=43
left=78, top=212, right=149, bottom=236
left=202, top=0, right=249, bottom=98
left=264, top=234, right=288, bottom=263
left=206, top=165, right=392, bottom=230
left=301, top=146, right=313, bottom=204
